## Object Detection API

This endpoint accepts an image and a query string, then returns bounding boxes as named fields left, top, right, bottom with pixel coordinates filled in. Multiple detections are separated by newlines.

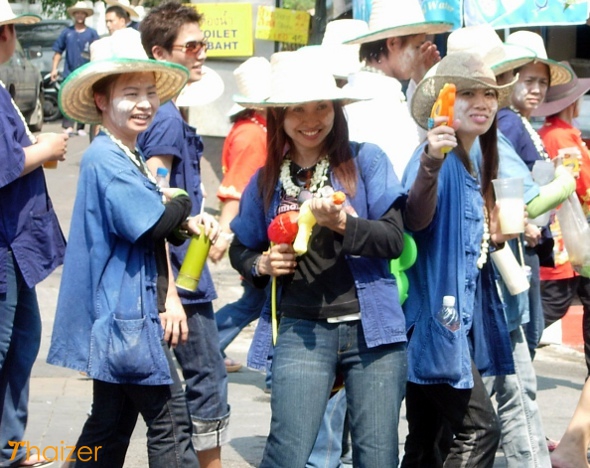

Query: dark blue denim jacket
left=231, top=142, right=407, bottom=370
left=403, top=147, right=514, bottom=389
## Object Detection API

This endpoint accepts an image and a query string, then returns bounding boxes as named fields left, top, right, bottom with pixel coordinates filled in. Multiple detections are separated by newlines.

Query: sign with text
left=192, top=3, right=253, bottom=57
left=422, top=0, right=462, bottom=30
left=255, top=6, right=310, bottom=45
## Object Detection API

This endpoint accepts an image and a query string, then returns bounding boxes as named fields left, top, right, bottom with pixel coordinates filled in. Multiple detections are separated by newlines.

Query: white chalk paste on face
left=109, top=97, right=136, bottom=128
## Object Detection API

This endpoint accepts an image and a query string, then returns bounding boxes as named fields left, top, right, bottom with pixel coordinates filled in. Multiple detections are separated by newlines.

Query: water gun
left=293, top=191, right=346, bottom=255
left=389, top=233, right=417, bottom=305
left=430, top=83, right=456, bottom=154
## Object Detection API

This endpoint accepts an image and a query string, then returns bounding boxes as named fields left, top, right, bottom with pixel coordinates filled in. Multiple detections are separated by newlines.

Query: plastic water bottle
left=155, top=167, right=169, bottom=188
left=437, top=296, right=460, bottom=331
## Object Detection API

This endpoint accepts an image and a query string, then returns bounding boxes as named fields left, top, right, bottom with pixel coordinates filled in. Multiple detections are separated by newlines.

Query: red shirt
left=217, top=113, right=267, bottom=202
left=539, top=116, right=590, bottom=280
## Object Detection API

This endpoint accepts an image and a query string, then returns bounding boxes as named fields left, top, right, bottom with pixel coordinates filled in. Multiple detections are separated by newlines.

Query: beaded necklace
left=249, top=114, right=267, bottom=133
left=1, top=80, right=37, bottom=144
left=477, top=206, right=491, bottom=269
left=99, top=125, right=157, bottom=184
left=509, top=106, right=549, bottom=161
left=361, top=65, right=387, bottom=77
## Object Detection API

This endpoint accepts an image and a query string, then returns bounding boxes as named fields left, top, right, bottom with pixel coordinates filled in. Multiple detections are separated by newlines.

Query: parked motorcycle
left=42, top=72, right=62, bottom=122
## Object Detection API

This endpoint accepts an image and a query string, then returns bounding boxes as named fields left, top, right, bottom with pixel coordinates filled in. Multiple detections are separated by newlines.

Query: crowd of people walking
left=1, top=0, right=590, bottom=466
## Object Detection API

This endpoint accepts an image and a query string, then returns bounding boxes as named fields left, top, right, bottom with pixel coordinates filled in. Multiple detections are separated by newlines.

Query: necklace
left=0, top=80, right=37, bottom=145
left=477, top=206, right=491, bottom=269
left=279, top=155, right=329, bottom=198
left=509, top=106, right=549, bottom=161
left=249, top=115, right=267, bottom=133
left=99, top=126, right=157, bottom=185
left=362, top=65, right=387, bottom=77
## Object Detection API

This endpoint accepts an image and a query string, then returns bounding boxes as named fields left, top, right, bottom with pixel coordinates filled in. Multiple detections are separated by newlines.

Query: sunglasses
left=171, top=40, right=208, bottom=55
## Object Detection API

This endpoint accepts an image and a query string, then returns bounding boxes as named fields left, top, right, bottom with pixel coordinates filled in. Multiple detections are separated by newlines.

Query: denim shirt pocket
left=413, top=317, right=463, bottom=381
left=106, top=316, right=157, bottom=379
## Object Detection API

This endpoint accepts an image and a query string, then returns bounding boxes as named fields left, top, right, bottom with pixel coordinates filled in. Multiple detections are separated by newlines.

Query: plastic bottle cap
left=442, top=296, right=456, bottom=307
left=156, top=167, right=168, bottom=177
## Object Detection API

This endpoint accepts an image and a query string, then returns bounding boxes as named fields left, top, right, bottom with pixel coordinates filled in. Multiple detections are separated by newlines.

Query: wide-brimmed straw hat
left=105, top=0, right=139, bottom=22
left=532, top=62, right=590, bottom=117
left=59, top=29, right=188, bottom=124
left=411, top=52, right=517, bottom=129
left=345, top=0, right=452, bottom=45
left=228, top=57, right=271, bottom=116
left=234, top=50, right=364, bottom=108
left=67, top=1, right=94, bottom=17
left=0, top=0, right=40, bottom=26
left=505, top=31, right=572, bottom=86
left=447, top=25, right=535, bottom=76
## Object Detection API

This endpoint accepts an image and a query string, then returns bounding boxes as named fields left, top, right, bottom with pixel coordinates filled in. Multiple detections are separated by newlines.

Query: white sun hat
left=447, top=25, right=536, bottom=76
left=176, top=65, right=225, bottom=107
left=59, top=29, right=188, bottom=124
left=234, top=50, right=364, bottom=108
left=319, top=19, right=368, bottom=79
left=0, top=0, right=40, bottom=26
left=67, top=0, right=94, bottom=18
left=505, top=31, right=572, bottom=86
left=345, top=0, right=452, bottom=45
left=105, top=0, right=140, bottom=22
left=228, top=57, right=271, bottom=116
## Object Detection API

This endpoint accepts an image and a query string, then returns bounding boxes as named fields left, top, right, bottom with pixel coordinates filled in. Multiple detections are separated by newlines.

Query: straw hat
left=228, top=57, right=271, bottom=116
left=176, top=65, right=225, bottom=107
left=0, top=0, right=40, bottom=26
left=447, top=25, right=535, bottom=76
left=59, top=29, right=188, bottom=124
left=105, top=0, right=140, bottom=22
left=345, top=0, right=452, bottom=45
left=532, top=62, right=590, bottom=117
left=411, top=52, right=517, bottom=129
left=67, top=1, right=94, bottom=17
left=505, top=31, right=572, bottom=86
left=234, top=51, right=364, bottom=108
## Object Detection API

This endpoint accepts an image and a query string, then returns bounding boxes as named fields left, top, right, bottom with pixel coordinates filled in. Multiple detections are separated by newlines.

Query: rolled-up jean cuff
left=191, top=408, right=231, bottom=450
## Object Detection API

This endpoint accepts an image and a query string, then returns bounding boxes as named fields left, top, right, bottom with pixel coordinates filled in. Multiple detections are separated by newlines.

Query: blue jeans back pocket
left=414, top=318, right=462, bottom=381
left=107, top=317, right=155, bottom=378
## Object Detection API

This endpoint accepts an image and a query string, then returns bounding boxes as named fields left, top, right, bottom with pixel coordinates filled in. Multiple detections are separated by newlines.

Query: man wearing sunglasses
left=138, top=3, right=229, bottom=468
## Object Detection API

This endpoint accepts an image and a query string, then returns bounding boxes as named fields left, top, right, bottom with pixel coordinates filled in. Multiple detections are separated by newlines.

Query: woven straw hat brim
left=67, top=6, right=94, bottom=17
left=0, top=13, right=40, bottom=27
left=532, top=77, right=590, bottom=117
left=411, top=74, right=517, bottom=130
left=532, top=58, right=573, bottom=87
left=58, top=59, right=188, bottom=124
left=345, top=22, right=453, bottom=45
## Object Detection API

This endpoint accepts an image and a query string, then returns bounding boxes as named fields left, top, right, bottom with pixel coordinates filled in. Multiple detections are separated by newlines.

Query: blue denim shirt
left=138, top=102, right=216, bottom=304
left=231, top=142, right=407, bottom=370
left=0, top=86, right=65, bottom=294
left=47, top=135, right=172, bottom=385
left=403, top=146, right=514, bottom=388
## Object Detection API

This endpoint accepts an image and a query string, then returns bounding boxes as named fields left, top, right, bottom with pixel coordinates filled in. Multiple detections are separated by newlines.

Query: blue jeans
left=307, top=389, right=347, bottom=468
left=0, top=254, right=42, bottom=467
left=173, top=302, right=230, bottom=450
left=522, top=248, right=543, bottom=359
left=215, top=281, right=267, bottom=354
left=260, top=317, right=407, bottom=468
left=484, top=326, right=551, bottom=468
left=72, top=342, right=198, bottom=467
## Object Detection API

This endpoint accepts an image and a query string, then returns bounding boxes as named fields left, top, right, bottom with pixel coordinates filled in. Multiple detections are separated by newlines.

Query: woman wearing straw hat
left=46, top=36, right=204, bottom=467
left=401, top=52, right=518, bottom=467
left=228, top=49, right=438, bottom=467
left=534, top=65, right=590, bottom=381
left=343, top=0, right=452, bottom=176
left=0, top=1, right=68, bottom=466
left=497, top=31, right=573, bottom=361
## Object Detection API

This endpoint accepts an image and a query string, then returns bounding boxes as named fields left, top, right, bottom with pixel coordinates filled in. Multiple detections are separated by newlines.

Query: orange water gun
left=430, top=83, right=456, bottom=154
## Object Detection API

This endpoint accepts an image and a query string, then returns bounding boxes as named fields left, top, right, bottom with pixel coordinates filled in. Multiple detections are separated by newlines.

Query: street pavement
left=23, top=122, right=589, bottom=467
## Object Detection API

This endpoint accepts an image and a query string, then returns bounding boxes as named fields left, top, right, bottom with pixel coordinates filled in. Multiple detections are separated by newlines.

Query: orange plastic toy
left=430, top=83, right=456, bottom=154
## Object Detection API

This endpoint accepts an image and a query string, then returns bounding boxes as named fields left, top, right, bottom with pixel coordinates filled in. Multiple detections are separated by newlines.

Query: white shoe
left=77, top=129, right=87, bottom=137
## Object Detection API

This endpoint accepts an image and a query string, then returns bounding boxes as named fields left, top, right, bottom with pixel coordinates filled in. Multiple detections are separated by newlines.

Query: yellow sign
left=255, top=6, right=310, bottom=45
left=192, top=3, right=253, bottom=57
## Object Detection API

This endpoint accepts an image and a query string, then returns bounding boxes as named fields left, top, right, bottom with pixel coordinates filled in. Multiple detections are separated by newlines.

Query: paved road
left=23, top=122, right=588, bottom=467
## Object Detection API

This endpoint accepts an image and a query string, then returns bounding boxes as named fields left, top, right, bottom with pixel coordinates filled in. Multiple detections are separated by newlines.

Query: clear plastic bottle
left=155, top=167, right=169, bottom=188
left=437, top=296, right=460, bottom=331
